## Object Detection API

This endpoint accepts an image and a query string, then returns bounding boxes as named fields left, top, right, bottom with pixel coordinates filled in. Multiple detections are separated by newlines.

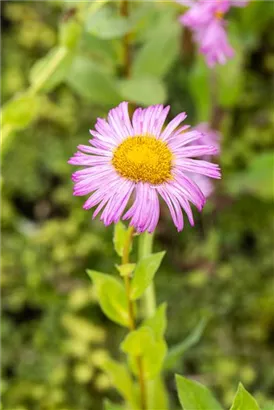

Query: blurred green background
left=1, top=1, right=274, bottom=409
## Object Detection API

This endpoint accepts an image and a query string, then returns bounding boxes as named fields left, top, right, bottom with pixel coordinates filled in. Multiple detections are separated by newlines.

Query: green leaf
left=143, top=303, right=167, bottom=341
left=66, top=56, right=122, bottom=106
left=226, top=152, right=274, bottom=200
left=130, top=252, right=165, bottom=300
left=87, top=270, right=129, bottom=327
left=119, top=76, right=167, bottom=106
left=101, top=359, right=136, bottom=406
left=238, top=1, right=274, bottom=47
left=1, top=93, right=40, bottom=129
left=165, top=317, right=208, bottom=370
left=121, top=326, right=167, bottom=379
left=59, top=20, right=82, bottom=49
left=86, top=7, right=131, bottom=39
left=116, top=263, right=136, bottom=277
left=175, top=375, right=223, bottom=410
left=132, top=18, right=179, bottom=78
left=230, top=383, right=260, bottom=410
left=82, top=32, right=117, bottom=68
left=261, top=403, right=274, bottom=410
left=188, top=57, right=210, bottom=122
left=104, top=400, right=124, bottom=410
left=113, top=221, right=128, bottom=257
left=122, top=326, right=154, bottom=356
left=147, top=376, right=169, bottom=410
left=29, top=47, right=74, bottom=93
left=217, top=23, right=244, bottom=108
left=135, top=304, right=168, bottom=407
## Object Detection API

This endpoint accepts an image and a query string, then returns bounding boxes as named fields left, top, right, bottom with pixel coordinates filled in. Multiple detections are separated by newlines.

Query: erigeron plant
left=68, top=100, right=259, bottom=409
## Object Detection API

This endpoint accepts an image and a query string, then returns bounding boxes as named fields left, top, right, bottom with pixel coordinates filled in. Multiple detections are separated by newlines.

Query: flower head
left=69, top=102, right=221, bottom=233
left=178, top=0, right=247, bottom=67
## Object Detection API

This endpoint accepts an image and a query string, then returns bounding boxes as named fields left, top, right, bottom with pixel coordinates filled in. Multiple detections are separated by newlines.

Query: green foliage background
left=1, top=1, right=274, bottom=410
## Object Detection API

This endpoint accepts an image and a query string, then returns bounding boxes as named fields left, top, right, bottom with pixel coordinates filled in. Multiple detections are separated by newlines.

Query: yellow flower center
left=112, top=136, right=173, bottom=185
left=215, top=10, right=224, bottom=19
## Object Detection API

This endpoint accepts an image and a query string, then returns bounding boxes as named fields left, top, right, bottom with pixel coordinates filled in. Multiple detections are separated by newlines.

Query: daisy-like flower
left=69, top=102, right=221, bottom=233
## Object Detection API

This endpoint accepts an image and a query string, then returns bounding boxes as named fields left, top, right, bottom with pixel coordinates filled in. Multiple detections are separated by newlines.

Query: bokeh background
left=1, top=1, right=274, bottom=409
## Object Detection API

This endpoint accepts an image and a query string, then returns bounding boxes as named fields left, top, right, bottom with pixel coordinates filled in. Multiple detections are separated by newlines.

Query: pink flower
left=197, top=20, right=234, bottom=67
left=69, top=103, right=221, bottom=233
left=195, top=122, right=221, bottom=155
left=178, top=0, right=247, bottom=20
left=178, top=0, right=247, bottom=67
left=179, top=1, right=230, bottom=29
left=190, top=173, right=215, bottom=198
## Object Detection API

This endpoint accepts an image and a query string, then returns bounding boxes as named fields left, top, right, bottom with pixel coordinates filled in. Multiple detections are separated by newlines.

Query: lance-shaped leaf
left=30, top=46, right=74, bottom=92
left=143, top=303, right=167, bottom=341
left=142, top=304, right=169, bottom=409
left=121, top=326, right=167, bottom=379
left=147, top=376, right=169, bottom=410
left=59, top=19, right=82, bottom=50
left=230, top=383, right=260, bottom=410
left=130, top=252, right=165, bottom=300
left=87, top=270, right=129, bottom=327
left=113, top=221, right=128, bottom=257
left=176, top=375, right=223, bottom=410
left=101, top=359, right=136, bottom=407
left=132, top=14, right=179, bottom=78
left=164, top=317, right=208, bottom=370
left=2, top=93, right=41, bottom=129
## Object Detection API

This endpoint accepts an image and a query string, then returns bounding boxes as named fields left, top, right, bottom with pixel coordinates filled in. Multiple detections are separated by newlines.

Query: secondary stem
left=138, top=232, right=156, bottom=318
left=138, top=232, right=159, bottom=409
left=29, top=47, right=68, bottom=95
left=209, top=69, right=224, bottom=130
left=122, top=226, right=147, bottom=410
left=120, top=0, right=131, bottom=77
left=122, top=226, right=135, bottom=330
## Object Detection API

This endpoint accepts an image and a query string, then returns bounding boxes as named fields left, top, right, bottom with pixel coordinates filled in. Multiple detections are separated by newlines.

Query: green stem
left=122, top=226, right=147, bottom=410
left=120, top=0, right=131, bottom=77
left=29, top=47, right=68, bottom=95
left=143, top=283, right=156, bottom=318
left=122, top=226, right=135, bottom=330
left=138, top=232, right=159, bottom=409
left=138, top=232, right=156, bottom=318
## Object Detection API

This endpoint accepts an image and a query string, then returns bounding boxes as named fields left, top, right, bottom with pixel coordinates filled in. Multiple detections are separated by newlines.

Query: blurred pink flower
left=187, top=123, right=221, bottom=198
left=179, top=1, right=230, bottom=29
left=178, top=0, right=248, bottom=67
left=195, top=122, right=221, bottom=154
left=69, top=103, right=221, bottom=232
left=197, top=20, right=234, bottom=67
